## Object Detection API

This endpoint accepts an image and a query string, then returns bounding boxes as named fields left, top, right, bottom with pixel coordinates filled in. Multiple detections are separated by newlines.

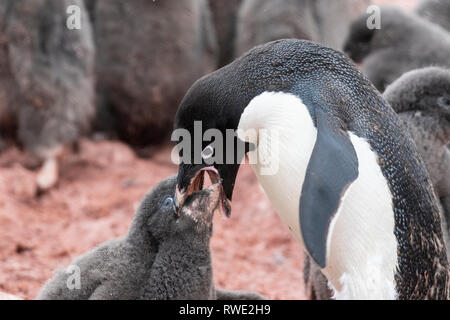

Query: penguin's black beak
left=175, top=165, right=232, bottom=217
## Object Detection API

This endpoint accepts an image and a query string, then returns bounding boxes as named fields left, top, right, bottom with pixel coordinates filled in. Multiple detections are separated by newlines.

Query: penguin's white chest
left=237, top=92, right=316, bottom=244
left=238, top=91, right=398, bottom=299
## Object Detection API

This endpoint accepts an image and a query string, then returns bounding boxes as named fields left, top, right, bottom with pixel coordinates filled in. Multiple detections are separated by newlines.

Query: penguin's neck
left=238, top=92, right=398, bottom=299
left=126, top=213, right=157, bottom=250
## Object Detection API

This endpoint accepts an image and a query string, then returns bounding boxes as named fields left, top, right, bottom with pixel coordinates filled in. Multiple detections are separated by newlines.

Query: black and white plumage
left=38, top=176, right=264, bottom=300
left=174, top=39, right=450, bottom=299
left=305, top=67, right=450, bottom=300
left=343, top=6, right=450, bottom=91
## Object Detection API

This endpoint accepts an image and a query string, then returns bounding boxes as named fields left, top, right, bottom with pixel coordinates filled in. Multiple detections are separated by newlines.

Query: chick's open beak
left=175, top=166, right=231, bottom=217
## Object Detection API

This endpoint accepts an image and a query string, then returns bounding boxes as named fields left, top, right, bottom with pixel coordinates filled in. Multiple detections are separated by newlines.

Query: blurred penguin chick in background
left=383, top=67, right=450, bottom=242
left=344, top=6, right=450, bottom=91
left=235, top=0, right=370, bottom=56
left=0, top=0, right=95, bottom=192
left=415, top=0, right=450, bottom=32
left=90, top=0, right=217, bottom=148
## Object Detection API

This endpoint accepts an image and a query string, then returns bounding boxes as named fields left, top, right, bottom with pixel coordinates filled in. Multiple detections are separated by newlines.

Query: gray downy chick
left=415, top=0, right=450, bottom=32
left=90, top=0, right=217, bottom=146
left=234, top=0, right=370, bottom=57
left=343, top=6, right=450, bottom=91
left=37, top=175, right=265, bottom=300
left=304, top=67, right=450, bottom=300
left=384, top=67, right=450, bottom=243
left=0, top=0, right=95, bottom=191
left=235, top=0, right=320, bottom=56
left=208, top=0, right=242, bottom=67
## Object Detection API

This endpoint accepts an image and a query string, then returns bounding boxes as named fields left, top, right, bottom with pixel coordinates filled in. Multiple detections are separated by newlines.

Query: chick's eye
left=161, top=196, right=174, bottom=209
left=438, top=96, right=450, bottom=108
left=202, top=145, right=214, bottom=159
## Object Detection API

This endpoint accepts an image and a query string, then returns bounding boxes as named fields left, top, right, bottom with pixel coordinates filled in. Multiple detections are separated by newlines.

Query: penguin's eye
left=201, top=145, right=214, bottom=160
left=161, top=196, right=174, bottom=210
left=438, top=95, right=450, bottom=108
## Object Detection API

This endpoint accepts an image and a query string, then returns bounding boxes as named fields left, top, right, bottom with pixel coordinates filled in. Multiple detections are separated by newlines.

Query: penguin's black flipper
left=299, top=107, right=358, bottom=268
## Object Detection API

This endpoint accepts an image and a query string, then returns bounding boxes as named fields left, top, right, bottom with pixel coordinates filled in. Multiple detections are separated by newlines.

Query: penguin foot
left=215, top=288, right=267, bottom=300
left=36, top=157, right=59, bottom=195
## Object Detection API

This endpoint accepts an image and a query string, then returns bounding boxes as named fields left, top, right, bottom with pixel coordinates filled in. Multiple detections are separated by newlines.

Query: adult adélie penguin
left=173, top=39, right=450, bottom=299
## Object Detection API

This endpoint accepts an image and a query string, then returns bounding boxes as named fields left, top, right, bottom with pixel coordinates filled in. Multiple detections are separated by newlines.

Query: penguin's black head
left=173, top=73, right=253, bottom=217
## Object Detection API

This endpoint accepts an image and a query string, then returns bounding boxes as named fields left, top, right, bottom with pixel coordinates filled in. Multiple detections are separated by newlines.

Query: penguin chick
left=343, top=6, right=450, bottom=91
left=92, top=0, right=217, bottom=146
left=0, top=0, right=95, bottom=192
left=235, top=0, right=320, bottom=56
left=383, top=67, right=450, bottom=116
left=384, top=67, right=450, bottom=241
left=235, top=0, right=370, bottom=56
left=416, top=0, right=450, bottom=33
left=37, top=175, right=265, bottom=300
left=208, top=0, right=242, bottom=67
left=37, top=177, right=176, bottom=300
left=309, top=0, right=371, bottom=50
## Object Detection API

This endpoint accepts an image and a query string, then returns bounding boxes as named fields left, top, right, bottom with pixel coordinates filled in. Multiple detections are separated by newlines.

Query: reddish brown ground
left=0, top=0, right=417, bottom=300
left=0, top=140, right=304, bottom=300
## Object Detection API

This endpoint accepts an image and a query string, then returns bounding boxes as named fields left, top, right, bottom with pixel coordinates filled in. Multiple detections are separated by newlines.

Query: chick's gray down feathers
left=344, top=6, right=450, bottom=91
left=235, top=0, right=370, bottom=56
left=208, top=0, right=242, bottom=67
left=0, top=0, right=95, bottom=159
left=384, top=67, right=450, bottom=243
left=416, top=0, right=450, bottom=32
left=90, top=0, right=217, bottom=145
left=37, top=176, right=265, bottom=300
